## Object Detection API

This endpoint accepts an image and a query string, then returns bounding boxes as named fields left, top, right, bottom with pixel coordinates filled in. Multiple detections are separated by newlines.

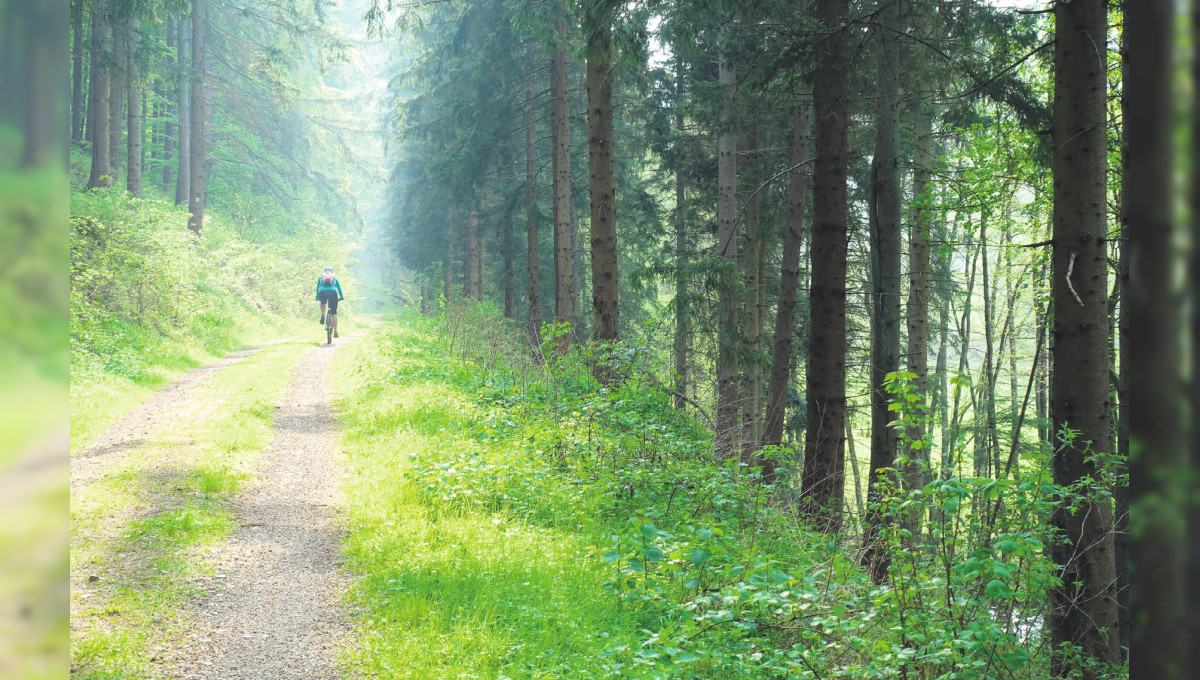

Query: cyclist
left=316, top=267, right=344, bottom=338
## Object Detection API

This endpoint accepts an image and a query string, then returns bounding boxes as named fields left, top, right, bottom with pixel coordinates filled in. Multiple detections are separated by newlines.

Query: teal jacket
left=315, top=275, right=344, bottom=300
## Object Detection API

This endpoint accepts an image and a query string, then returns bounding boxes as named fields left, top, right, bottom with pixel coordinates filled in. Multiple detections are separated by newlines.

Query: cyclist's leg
left=319, top=299, right=327, bottom=323
left=329, top=296, right=339, bottom=335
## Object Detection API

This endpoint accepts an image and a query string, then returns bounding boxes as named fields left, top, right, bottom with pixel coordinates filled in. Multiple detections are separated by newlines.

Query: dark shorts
left=319, top=289, right=340, bottom=314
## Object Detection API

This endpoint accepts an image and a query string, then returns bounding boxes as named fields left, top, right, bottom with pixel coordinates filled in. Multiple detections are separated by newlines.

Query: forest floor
left=70, top=322, right=373, bottom=679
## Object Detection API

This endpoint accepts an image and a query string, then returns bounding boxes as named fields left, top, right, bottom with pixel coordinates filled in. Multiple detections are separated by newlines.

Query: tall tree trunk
left=176, top=12, right=190, bottom=206
left=714, top=48, right=739, bottom=459
left=189, top=0, right=207, bottom=234
left=763, top=100, right=811, bottom=456
left=587, top=25, right=619, bottom=345
left=936, top=292, right=951, bottom=479
left=72, top=1, right=85, bottom=143
left=444, top=221, right=454, bottom=302
left=162, top=14, right=175, bottom=188
left=1191, top=1, right=1200, bottom=665
left=949, top=226, right=978, bottom=470
left=800, top=0, right=850, bottom=531
left=470, top=209, right=485, bottom=299
left=846, top=411, right=865, bottom=522
left=673, top=52, right=689, bottom=409
left=741, top=132, right=763, bottom=460
left=126, top=17, right=142, bottom=196
left=109, top=21, right=125, bottom=182
left=85, top=37, right=95, bottom=149
left=503, top=220, right=514, bottom=315
left=981, top=213, right=997, bottom=480
left=1049, top=0, right=1120, bottom=673
left=87, top=0, right=111, bottom=188
left=1128, top=1, right=1185, bottom=678
left=551, top=17, right=574, bottom=343
left=21, top=5, right=58, bottom=167
left=902, top=5, right=935, bottom=532
left=863, top=0, right=902, bottom=581
left=1113, top=16, right=1130, bottom=664
left=476, top=221, right=486, bottom=299
left=1036, top=251, right=1050, bottom=445
left=527, top=42, right=542, bottom=339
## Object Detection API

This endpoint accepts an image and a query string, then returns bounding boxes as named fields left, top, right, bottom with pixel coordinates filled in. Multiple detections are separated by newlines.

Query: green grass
left=334, top=318, right=661, bottom=679
left=70, top=339, right=311, bottom=678
left=70, top=316, right=312, bottom=454
left=333, top=308, right=1106, bottom=680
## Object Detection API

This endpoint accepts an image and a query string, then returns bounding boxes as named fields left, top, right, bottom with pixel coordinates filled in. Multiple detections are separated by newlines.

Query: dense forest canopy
left=51, top=0, right=1197, bottom=677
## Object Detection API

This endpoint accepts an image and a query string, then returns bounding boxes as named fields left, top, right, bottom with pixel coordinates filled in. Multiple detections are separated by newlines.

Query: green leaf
left=985, top=579, right=1013, bottom=599
left=689, top=548, right=712, bottom=565
left=604, top=552, right=623, bottom=563
left=673, top=651, right=700, bottom=663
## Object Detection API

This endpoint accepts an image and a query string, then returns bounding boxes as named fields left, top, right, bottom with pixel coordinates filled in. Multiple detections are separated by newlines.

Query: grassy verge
left=334, top=307, right=1081, bottom=680
left=333, top=322, right=632, bottom=678
left=70, top=339, right=310, bottom=679
left=333, top=309, right=807, bottom=678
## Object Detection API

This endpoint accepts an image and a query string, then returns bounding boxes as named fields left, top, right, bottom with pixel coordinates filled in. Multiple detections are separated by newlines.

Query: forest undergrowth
left=336, top=304, right=1125, bottom=680
left=69, top=161, right=355, bottom=451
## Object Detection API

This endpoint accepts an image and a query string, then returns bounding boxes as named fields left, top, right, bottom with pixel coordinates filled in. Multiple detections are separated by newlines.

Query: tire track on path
left=71, top=340, right=287, bottom=492
left=169, top=328, right=369, bottom=680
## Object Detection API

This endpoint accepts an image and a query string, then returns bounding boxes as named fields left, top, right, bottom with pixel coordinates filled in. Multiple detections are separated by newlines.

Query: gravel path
left=71, top=342, right=282, bottom=491
left=168, top=330, right=367, bottom=680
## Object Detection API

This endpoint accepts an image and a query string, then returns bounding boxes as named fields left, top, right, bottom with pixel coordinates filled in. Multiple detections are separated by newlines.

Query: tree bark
left=162, top=14, right=175, bottom=188
left=444, top=220, right=455, bottom=302
left=902, top=0, right=935, bottom=533
left=176, top=12, right=190, bottom=206
left=20, top=4, right=58, bottom=167
left=87, top=0, right=111, bottom=188
left=1049, top=0, right=1120, bottom=673
left=1036, top=251, right=1050, bottom=446
left=1113, top=7, right=1131, bottom=665
left=741, top=131, right=763, bottom=460
left=109, top=20, right=125, bottom=182
left=763, top=100, right=811, bottom=456
left=467, top=209, right=481, bottom=299
left=126, top=17, right=142, bottom=196
left=551, top=17, right=575, bottom=343
left=72, top=1, right=85, bottom=143
left=1128, top=1, right=1186, bottom=678
left=673, top=52, right=690, bottom=409
left=527, top=41, right=542, bottom=339
left=189, top=0, right=207, bottom=234
left=587, top=25, right=619, bottom=345
left=800, top=0, right=849, bottom=532
left=863, top=0, right=902, bottom=581
left=714, top=48, right=739, bottom=459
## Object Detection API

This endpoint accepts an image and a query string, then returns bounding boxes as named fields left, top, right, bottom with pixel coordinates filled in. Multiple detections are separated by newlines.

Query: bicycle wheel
left=326, top=317, right=333, bottom=344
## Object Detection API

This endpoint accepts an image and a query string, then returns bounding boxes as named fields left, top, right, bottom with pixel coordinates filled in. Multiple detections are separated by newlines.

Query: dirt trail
left=71, top=342, right=282, bottom=491
left=167, top=329, right=368, bottom=679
